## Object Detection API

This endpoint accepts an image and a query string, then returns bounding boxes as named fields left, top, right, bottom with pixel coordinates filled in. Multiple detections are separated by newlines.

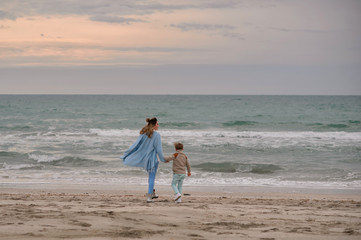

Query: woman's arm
left=153, top=132, right=166, bottom=162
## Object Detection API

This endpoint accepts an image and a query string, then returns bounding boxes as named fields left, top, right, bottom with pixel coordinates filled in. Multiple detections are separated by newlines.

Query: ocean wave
left=87, top=128, right=361, bottom=151
left=40, top=156, right=105, bottom=167
left=0, top=125, right=32, bottom=131
left=161, top=122, right=198, bottom=128
left=2, top=154, right=105, bottom=169
left=222, top=120, right=257, bottom=127
left=2, top=163, right=43, bottom=170
left=219, top=119, right=361, bottom=131
left=4, top=127, right=352, bottom=144
left=0, top=151, right=18, bottom=157
left=2, top=165, right=360, bottom=190
left=325, top=124, right=348, bottom=129
left=181, top=177, right=361, bottom=189
left=89, top=128, right=138, bottom=137
left=348, top=120, right=361, bottom=124
left=27, top=153, right=106, bottom=167
left=307, top=120, right=361, bottom=130
left=192, top=162, right=238, bottom=173
left=250, top=164, right=283, bottom=174
left=192, top=162, right=283, bottom=174
left=2, top=128, right=360, bottom=156
left=89, top=128, right=361, bottom=140
left=28, top=154, right=62, bottom=163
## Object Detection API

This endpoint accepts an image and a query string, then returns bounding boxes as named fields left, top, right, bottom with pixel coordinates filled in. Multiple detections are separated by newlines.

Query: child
left=165, top=142, right=191, bottom=203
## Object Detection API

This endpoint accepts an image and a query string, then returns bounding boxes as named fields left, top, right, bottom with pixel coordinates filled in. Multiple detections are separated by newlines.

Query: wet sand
left=0, top=186, right=360, bottom=240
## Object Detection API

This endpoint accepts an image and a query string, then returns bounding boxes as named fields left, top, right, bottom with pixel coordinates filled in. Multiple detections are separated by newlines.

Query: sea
left=1, top=95, right=360, bottom=193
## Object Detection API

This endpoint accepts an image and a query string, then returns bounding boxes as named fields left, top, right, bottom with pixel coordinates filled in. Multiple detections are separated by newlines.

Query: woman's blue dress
left=120, top=131, right=165, bottom=172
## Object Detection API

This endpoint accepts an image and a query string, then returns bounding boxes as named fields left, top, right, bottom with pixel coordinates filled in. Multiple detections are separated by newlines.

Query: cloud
left=40, top=33, right=63, bottom=39
left=0, top=47, right=24, bottom=55
left=89, top=15, right=147, bottom=24
left=0, top=42, right=204, bottom=67
left=268, top=27, right=329, bottom=34
left=0, top=10, right=17, bottom=20
left=0, top=42, right=199, bottom=54
left=106, top=47, right=203, bottom=53
left=243, top=21, right=329, bottom=35
left=0, top=0, right=240, bottom=19
left=170, top=23, right=236, bottom=32
left=170, top=22, right=243, bottom=40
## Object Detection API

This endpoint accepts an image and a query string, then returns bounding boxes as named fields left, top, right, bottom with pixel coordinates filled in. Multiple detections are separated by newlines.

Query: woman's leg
left=148, top=163, right=158, bottom=194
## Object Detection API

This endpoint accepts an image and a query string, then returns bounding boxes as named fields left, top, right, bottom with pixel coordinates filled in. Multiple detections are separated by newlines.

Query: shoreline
left=1, top=182, right=361, bottom=196
left=1, top=185, right=361, bottom=202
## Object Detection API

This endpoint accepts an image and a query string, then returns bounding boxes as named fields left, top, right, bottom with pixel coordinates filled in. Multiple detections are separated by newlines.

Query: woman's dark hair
left=140, top=117, right=158, bottom=138
left=147, top=117, right=157, bottom=126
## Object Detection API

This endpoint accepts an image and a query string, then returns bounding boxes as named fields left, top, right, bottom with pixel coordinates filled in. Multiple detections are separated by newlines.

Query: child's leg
left=171, top=174, right=180, bottom=194
left=148, top=163, right=158, bottom=194
left=177, top=174, right=186, bottom=194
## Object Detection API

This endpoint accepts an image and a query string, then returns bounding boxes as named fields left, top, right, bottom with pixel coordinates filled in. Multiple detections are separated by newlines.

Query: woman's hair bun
left=146, top=117, right=157, bottom=125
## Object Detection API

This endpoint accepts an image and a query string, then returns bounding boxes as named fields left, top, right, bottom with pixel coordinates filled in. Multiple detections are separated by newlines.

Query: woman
left=120, top=117, right=166, bottom=203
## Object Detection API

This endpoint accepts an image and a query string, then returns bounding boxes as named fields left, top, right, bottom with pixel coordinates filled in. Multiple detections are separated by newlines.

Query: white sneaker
left=176, top=197, right=182, bottom=204
left=146, top=194, right=152, bottom=203
left=151, top=189, right=159, bottom=199
left=174, top=193, right=181, bottom=201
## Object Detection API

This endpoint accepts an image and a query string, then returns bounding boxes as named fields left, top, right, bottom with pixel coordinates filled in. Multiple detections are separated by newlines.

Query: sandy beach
left=0, top=185, right=360, bottom=240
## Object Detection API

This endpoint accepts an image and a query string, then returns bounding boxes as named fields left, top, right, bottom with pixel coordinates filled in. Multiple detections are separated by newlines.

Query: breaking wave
left=193, top=162, right=283, bottom=174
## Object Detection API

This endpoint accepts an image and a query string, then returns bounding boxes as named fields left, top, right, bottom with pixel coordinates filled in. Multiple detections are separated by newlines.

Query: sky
left=0, top=0, right=360, bottom=95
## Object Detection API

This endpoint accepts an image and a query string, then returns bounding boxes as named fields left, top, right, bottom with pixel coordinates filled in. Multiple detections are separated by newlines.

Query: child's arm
left=164, top=153, right=177, bottom=163
left=164, top=155, right=173, bottom=163
left=186, top=158, right=191, bottom=176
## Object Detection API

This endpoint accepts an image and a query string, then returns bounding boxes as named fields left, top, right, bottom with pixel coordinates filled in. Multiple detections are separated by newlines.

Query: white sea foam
left=1, top=163, right=37, bottom=170
left=87, top=128, right=361, bottom=150
left=28, top=154, right=61, bottom=163
left=89, top=128, right=138, bottom=137
left=89, top=128, right=361, bottom=140
left=4, top=171, right=360, bottom=190
left=3, top=128, right=361, bottom=146
left=2, top=162, right=360, bottom=190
